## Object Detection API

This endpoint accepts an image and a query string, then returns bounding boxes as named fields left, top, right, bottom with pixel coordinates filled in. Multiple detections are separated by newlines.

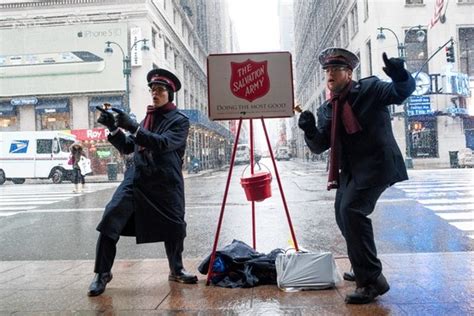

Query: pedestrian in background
left=298, top=48, right=415, bottom=304
left=88, top=68, right=197, bottom=297
left=69, top=141, right=86, bottom=193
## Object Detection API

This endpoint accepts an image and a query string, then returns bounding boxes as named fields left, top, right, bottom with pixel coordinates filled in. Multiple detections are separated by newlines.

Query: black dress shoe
left=345, top=273, right=389, bottom=304
left=169, top=270, right=198, bottom=284
left=87, top=272, right=113, bottom=297
left=343, top=271, right=355, bottom=282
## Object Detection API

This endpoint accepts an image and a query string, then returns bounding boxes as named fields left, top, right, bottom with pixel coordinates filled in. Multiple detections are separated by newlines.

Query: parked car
left=275, top=146, right=291, bottom=161
left=458, top=148, right=474, bottom=168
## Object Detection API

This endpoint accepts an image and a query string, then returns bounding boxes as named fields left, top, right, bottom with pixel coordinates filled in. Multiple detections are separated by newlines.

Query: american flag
left=429, top=0, right=445, bottom=29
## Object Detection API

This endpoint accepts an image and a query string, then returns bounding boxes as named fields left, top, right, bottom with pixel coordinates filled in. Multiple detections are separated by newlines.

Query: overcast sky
left=228, top=0, right=280, bottom=52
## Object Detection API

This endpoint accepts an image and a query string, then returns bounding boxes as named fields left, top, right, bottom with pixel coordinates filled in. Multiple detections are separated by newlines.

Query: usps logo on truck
left=9, top=140, right=29, bottom=153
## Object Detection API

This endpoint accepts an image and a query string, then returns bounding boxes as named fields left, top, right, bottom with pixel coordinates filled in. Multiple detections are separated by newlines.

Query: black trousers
left=94, top=233, right=185, bottom=274
left=335, top=171, right=387, bottom=287
left=73, top=168, right=85, bottom=185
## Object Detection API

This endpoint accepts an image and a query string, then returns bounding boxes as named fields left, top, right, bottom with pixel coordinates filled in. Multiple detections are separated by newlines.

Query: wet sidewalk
left=0, top=252, right=472, bottom=315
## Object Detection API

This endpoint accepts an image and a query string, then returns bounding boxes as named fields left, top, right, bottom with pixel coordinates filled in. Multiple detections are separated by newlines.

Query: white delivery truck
left=0, top=131, right=76, bottom=184
left=235, top=144, right=250, bottom=165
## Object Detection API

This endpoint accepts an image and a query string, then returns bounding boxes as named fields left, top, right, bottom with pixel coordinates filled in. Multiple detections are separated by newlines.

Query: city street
left=0, top=159, right=472, bottom=261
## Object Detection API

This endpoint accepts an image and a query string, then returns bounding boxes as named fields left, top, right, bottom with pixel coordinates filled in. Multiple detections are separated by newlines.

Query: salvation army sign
left=208, top=52, right=294, bottom=120
left=230, top=59, right=270, bottom=102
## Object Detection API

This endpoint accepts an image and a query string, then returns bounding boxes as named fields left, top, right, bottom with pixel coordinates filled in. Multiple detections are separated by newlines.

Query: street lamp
left=104, top=39, right=150, bottom=113
left=377, top=25, right=426, bottom=169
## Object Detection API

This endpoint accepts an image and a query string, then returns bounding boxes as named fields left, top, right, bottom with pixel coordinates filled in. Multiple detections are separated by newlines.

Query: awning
left=181, top=109, right=232, bottom=140
left=0, top=102, right=16, bottom=116
left=89, top=96, right=124, bottom=110
left=35, top=99, right=69, bottom=113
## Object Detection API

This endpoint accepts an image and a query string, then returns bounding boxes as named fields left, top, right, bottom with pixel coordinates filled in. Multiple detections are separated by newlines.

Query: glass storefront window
left=0, top=116, right=18, bottom=131
left=37, top=112, right=71, bottom=130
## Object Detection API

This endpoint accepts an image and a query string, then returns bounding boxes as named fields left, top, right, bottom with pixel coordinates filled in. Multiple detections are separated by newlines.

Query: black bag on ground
left=198, top=239, right=284, bottom=288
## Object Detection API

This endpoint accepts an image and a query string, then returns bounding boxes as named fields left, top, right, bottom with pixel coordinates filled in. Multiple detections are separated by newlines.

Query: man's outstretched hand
left=111, top=108, right=139, bottom=133
left=298, top=110, right=317, bottom=137
left=382, top=52, right=408, bottom=82
left=96, top=106, right=117, bottom=132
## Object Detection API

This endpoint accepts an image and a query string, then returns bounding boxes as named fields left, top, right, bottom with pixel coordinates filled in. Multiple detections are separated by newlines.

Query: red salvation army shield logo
left=230, top=59, right=270, bottom=102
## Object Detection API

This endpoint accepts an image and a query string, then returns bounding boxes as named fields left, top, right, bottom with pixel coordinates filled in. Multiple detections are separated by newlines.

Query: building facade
left=0, top=0, right=234, bottom=173
left=293, top=0, right=474, bottom=168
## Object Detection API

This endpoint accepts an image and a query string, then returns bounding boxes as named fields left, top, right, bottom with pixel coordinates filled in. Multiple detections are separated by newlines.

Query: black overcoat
left=305, top=74, right=415, bottom=189
left=96, top=109, right=190, bottom=243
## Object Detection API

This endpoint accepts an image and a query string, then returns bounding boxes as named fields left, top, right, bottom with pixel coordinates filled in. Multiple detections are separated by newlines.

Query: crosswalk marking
left=400, top=187, right=473, bottom=193
left=30, top=208, right=103, bottom=213
left=428, top=204, right=474, bottom=211
left=395, top=170, right=474, bottom=239
left=0, top=200, right=70, bottom=206
left=2, top=191, right=79, bottom=198
left=0, top=197, right=73, bottom=203
left=0, top=183, right=117, bottom=217
left=0, top=206, right=36, bottom=211
left=450, top=222, right=474, bottom=231
left=417, top=197, right=474, bottom=204
left=436, top=212, right=474, bottom=220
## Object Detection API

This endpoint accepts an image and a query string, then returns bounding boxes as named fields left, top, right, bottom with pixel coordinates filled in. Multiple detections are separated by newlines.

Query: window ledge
left=404, top=4, right=426, bottom=7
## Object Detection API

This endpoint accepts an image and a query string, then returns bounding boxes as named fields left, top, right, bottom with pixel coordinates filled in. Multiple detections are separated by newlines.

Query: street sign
left=207, top=52, right=294, bottom=120
left=407, top=96, right=431, bottom=116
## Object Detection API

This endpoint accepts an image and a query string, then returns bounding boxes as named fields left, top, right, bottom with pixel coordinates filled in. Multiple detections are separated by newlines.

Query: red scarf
left=142, top=102, right=177, bottom=130
left=327, top=81, right=362, bottom=190
left=139, top=102, right=177, bottom=151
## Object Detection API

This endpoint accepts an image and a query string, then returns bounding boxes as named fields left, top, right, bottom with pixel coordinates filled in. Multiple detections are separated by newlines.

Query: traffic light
left=445, top=44, right=455, bottom=63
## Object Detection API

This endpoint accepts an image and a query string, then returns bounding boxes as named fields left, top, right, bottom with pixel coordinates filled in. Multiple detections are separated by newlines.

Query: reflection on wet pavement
left=0, top=253, right=472, bottom=314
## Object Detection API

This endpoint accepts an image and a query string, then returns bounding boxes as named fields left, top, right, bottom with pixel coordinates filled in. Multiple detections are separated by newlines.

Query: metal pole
left=206, top=118, right=243, bottom=285
left=123, top=56, right=131, bottom=113
left=400, top=25, right=428, bottom=168
left=106, top=39, right=148, bottom=114
left=465, top=39, right=470, bottom=76
left=379, top=26, right=413, bottom=167
left=125, top=66, right=130, bottom=114
left=403, top=102, right=413, bottom=168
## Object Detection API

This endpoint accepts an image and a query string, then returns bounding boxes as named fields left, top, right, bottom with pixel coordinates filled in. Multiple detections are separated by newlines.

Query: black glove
left=96, top=106, right=117, bottom=132
left=298, top=110, right=317, bottom=137
left=317, top=106, right=331, bottom=131
left=382, top=52, right=408, bottom=82
left=111, top=108, right=139, bottom=133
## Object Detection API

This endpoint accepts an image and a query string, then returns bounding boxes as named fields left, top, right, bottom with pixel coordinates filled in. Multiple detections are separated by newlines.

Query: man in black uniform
left=88, top=68, right=197, bottom=297
left=298, top=48, right=415, bottom=304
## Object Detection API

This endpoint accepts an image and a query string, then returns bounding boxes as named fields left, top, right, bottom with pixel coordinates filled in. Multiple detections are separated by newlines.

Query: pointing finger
left=382, top=52, right=389, bottom=66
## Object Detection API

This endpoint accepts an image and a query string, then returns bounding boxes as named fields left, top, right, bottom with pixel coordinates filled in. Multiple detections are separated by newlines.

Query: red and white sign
left=207, top=52, right=294, bottom=120
left=71, top=128, right=109, bottom=141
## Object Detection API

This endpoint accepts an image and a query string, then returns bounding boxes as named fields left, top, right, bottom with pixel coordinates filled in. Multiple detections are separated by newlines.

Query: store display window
left=0, top=102, right=18, bottom=131
left=35, top=98, right=70, bottom=130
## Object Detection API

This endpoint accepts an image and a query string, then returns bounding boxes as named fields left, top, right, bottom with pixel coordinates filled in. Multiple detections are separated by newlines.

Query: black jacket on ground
left=97, top=109, right=190, bottom=243
left=305, top=74, right=415, bottom=189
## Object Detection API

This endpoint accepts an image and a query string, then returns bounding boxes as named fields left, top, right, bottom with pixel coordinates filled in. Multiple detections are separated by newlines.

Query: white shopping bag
left=276, top=251, right=342, bottom=291
left=78, top=156, right=92, bottom=176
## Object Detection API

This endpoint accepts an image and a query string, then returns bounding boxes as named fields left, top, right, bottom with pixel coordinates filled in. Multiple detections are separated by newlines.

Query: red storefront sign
left=71, top=128, right=109, bottom=141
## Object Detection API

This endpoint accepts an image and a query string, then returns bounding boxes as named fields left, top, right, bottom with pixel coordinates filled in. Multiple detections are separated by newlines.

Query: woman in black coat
left=298, top=48, right=415, bottom=304
left=88, top=68, right=197, bottom=297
